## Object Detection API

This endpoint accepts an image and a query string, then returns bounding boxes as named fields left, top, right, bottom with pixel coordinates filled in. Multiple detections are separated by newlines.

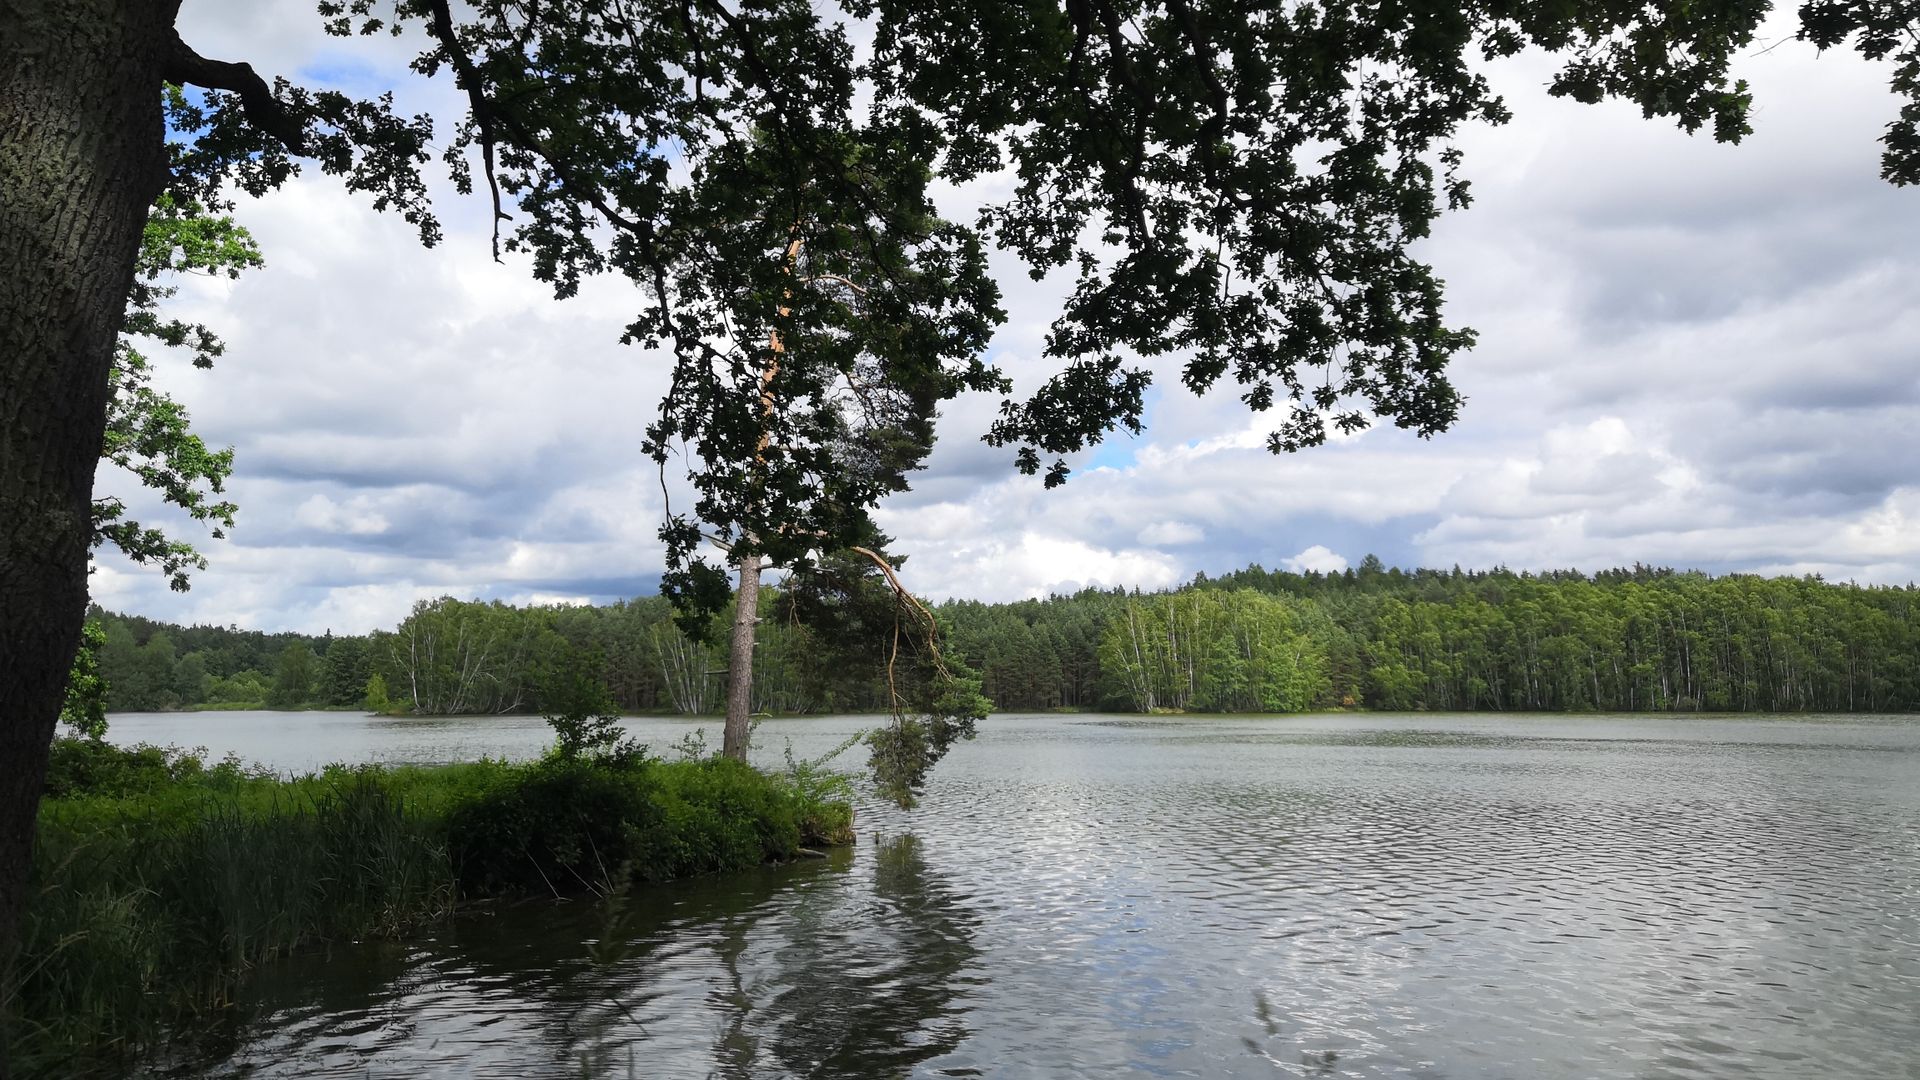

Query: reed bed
left=2, top=743, right=853, bottom=1076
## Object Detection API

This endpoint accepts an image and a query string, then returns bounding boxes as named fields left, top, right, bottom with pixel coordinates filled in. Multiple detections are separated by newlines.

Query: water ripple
left=176, top=713, right=1920, bottom=1079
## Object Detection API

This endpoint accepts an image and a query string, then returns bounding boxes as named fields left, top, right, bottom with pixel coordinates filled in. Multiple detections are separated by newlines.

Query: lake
left=104, top=710, right=1920, bottom=1078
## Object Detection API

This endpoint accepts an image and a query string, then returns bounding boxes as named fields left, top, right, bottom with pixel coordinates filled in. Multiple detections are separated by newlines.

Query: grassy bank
left=2, top=739, right=854, bottom=1076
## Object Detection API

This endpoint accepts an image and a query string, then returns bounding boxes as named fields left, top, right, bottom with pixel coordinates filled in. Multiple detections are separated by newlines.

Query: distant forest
left=91, top=560, right=1920, bottom=716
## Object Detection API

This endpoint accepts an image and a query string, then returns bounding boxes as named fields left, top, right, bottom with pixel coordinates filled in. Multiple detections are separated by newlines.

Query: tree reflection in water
left=362, top=833, right=984, bottom=1078
left=708, top=832, right=982, bottom=1078
left=196, top=834, right=980, bottom=1077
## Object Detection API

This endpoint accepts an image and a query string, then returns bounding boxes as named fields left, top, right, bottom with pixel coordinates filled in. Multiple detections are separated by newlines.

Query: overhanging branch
left=164, top=37, right=309, bottom=155
left=424, top=0, right=511, bottom=260
left=420, top=0, right=685, bottom=346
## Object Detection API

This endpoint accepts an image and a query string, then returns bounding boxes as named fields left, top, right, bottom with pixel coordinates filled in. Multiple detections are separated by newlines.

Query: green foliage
left=320, top=637, right=371, bottom=706
left=172, top=650, right=210, bottom=704
left=40, top=738, right=268, bottom=801
left=876, top=1, right=1767, bottom=474
left=364, top=672, right=391, bottom=712
left=937, top=563, right=1920, bottom=715
left=546, top=711, right=634, bottom=762
left=268, top=643, right=316, bottom=708
left=59, top=622, right=109, bottom=740
left=778, top=736, right=859, bottom=846
left=39, top=9, right=1920, bottom=1063
left=642, top=757, right=826, bottom=875
left=390, top=596, right=565, bottom=714
left=133, top=0, right=1895, bottom=816
left=285, top=1, right=1788, bottom=586
left=1801, top=1, right=1920, bottom=186
left=90, top=556, right=1920, bottom=723
left=8, top=768, right=457, bottom=1073
left=1096, top=589, right=1327, bottom=713
left=444, top=755, right=840, bottom=895
left=98, top=621, right=181, bottom=712
left=867, top=712, right=976, bottom=811
left=444, top=757, right=663, bottom=896
left=203, top=2, right=1825, bottom=672
left=862, top=651, right=989, bottom=810
left=776, top=548, right=989, bottom=807
left=670, top=727, right=711, bottom=760
left=87, top=606, right=338, bottom=711
left=204, top=669, right=270, bottom=708
left=94, top=194, right=255, bottom=591
left=540, top=649, right=641, bottom=762
left=7, top=753, right=852, bottom=1073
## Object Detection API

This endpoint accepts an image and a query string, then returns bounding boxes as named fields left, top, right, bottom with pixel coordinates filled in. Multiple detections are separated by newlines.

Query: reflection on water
left=206, top=834, right=983, bottom=1077
left=746, top=834, right=980, bottom=1077
left=132, top=712, right=1920, bottom=1079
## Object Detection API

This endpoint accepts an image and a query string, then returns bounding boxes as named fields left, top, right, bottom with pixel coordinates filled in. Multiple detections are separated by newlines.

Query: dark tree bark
left=0, top=2, right=177, bottom=1070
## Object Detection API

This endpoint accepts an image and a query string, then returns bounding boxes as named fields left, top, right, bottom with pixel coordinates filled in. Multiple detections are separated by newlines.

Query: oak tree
left=96, top=190, right=254, bottom=591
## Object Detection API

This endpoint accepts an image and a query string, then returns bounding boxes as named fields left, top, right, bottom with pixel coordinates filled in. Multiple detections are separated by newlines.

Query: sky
left=92, top=2, right=1920, bottom=635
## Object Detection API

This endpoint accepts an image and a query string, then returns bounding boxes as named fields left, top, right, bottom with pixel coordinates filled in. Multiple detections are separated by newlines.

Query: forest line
left=89, top=560, right=1920, bottom=718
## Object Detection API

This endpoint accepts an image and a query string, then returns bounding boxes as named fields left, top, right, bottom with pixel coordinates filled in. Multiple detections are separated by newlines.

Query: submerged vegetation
left=1, top=737, right=852, bottom=1076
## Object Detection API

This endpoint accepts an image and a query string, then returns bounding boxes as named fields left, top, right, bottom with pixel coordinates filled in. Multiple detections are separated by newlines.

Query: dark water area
left=105, top=711, right=1920, bottom=1078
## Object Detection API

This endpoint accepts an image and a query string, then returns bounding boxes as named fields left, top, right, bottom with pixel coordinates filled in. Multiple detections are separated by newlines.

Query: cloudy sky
left=94, top=3, right=1920, bottom=634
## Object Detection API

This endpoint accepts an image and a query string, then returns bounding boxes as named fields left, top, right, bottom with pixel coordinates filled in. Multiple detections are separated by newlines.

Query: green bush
left=445, top=757, right=664, bottom=895
left=636, top=757, right=802, bottom=880
left=41, top=737, right=271, bottom=800
left=443, top=756, right=841, bottom=892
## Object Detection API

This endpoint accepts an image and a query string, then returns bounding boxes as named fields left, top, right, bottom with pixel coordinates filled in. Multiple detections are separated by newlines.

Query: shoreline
left=5, top=743, right=853, bottom=1076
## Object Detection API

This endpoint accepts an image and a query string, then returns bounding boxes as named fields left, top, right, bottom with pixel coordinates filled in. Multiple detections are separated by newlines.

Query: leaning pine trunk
left=0, top=2, right=177, bottom=1073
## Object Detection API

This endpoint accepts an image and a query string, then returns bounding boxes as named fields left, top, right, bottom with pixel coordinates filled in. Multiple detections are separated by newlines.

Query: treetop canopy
left=155, top=0, right=1905, bottom=615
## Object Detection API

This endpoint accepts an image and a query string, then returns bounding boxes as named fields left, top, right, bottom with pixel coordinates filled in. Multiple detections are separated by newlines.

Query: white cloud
left=1282, top=546, right=1350, bottom=575
left=95, top=6, right=1920, bottom=633
left=292, top=494, right=390, bottom=536
left=1842, top=489, right=1920, bottom=561
left=874, top=522, right=1183, bottom=602
left=1136, top=521, right=1205, bottom=547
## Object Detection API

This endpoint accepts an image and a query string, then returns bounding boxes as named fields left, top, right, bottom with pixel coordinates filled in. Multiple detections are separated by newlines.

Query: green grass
left=2, top=740, right=854, bottom=1076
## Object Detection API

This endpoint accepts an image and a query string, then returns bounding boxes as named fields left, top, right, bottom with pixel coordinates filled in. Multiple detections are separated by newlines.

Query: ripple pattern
left=178, top=714, right=1920, bottom=1079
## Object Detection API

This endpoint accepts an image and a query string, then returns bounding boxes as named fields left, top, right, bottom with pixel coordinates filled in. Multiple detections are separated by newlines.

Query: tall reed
left=6, top=769, right=456, bottom=1072
left=2, top=746, right=852, bottom=1076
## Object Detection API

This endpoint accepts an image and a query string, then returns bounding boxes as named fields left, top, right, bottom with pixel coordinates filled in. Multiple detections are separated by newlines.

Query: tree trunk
left=719, top=236, right=802, bottom=761
left=0, top=3, right=175, bottom=1065
left=722, top=552, right=762, bottom=759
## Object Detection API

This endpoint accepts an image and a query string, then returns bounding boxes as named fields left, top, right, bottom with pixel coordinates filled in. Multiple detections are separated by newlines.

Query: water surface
left=107, top=711, right=1920, bottom=1078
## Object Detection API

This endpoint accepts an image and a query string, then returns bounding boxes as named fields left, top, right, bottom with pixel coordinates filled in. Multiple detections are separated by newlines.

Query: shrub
left=540, top=651, right=644, bottom=763
left=445, top=758, right=663, bottom=896
left=635, top=757, right=801, bottom=880
left=40, top=737, right=270, bottom=800
left=444, top=756, right=839, bottom=892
